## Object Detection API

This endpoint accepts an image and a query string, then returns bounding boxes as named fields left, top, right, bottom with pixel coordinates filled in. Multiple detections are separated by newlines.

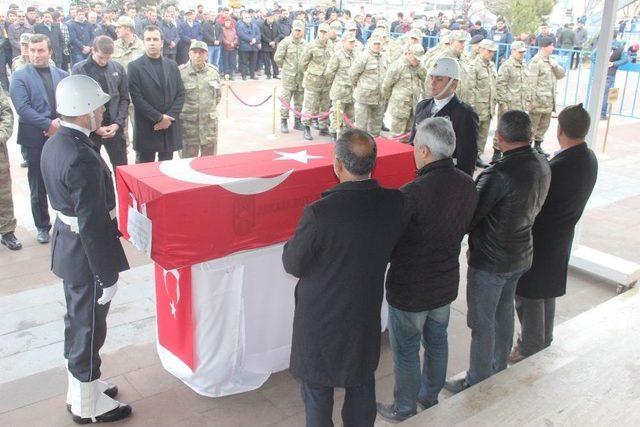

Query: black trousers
left=24, top=146, right=50, bottom=231
left=222, top=50, right=237, bottom=76
left=238, top=51, right=257, bottom=78
left=135, top=150, right=174, bottom=163
left=92, top=133, right=128, bottom=171
left=165, top=52, right=177, bottom=62
left=300, top=374, right=376, bottom=427
left=64, top=278, right=110, bottom=381
left=262, top=51, right=279, bottom=77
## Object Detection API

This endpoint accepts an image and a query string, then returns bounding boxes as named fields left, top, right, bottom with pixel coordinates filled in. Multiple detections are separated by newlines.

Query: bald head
left=334, top=129, right=377, bottom=179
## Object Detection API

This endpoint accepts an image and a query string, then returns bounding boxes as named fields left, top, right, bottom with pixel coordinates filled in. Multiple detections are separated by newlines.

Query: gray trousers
left=515, top=295, right=556, bottom=357
left=63, top=279, right=110, bottom=382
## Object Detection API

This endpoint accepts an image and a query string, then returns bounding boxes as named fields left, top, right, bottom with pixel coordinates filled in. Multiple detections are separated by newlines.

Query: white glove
left=97, top=284, right=118, bottom=305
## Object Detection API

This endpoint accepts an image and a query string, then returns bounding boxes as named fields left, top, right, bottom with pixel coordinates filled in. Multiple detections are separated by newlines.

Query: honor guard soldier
left=179, top=41, right=221, bottom=157
left=299, top=22, right=332, bottom=140
left=343, top=20, right=364, bottom=55
left=350, top=35, right=387, bottom=136
left=324, top=32, right=357, bottom=140
left=528, top=36, right=565, bottom=157
left=0, top=88, right=20, bottom=251
left=468, top=39, right=498, bottom=168
left=40, top=75, right=131, bottom=424
left=382, top=44, right=426, bottom=140
left=274, top=19, right=307, bottom=134
left=494, top=41, right=531, bottom=161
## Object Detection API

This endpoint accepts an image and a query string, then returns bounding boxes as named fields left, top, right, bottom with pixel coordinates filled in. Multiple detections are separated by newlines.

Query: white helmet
left=428, top=57, right=460, bottom=81
left=56, top=75, right=110, bottom=117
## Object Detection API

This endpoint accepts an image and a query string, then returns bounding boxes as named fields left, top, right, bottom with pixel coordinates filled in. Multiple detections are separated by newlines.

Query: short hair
left=29, top=34, right=52, bottom=50
left=497, top=110, right=532, bottom=144
left=143, top=25, right=163, bottom=39
left=93, top=35, right=114, bottom=54
left=414, top=117, right=456, bottom=160
left=558, top=103, right=591, bottom=139
left=335, top=129, right=377, bottom=176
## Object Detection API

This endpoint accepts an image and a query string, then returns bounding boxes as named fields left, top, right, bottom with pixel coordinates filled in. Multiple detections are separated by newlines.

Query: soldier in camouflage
left=179, top=41, right=221, bottom=158
left=325, top=32, right=356, bottom=140
left=382, top=44, right=426, bottom=140
left=467, top=39, right=498, bottom=168
left=0, top=88, right=20, bottom=251
left=343, top=21, right=364, bottom=55
left=275, top=19, right=306, bottom=133
left=350, top=35, right=387, bottom=136
left=422, top=28, right=450, bottom=73
left=529, top=36, right=566, bottom=156
left=299, top=23, right=332, bottom=140
left=493, top=41, right=531, bottom=161
left=11, top=33, right=55, bottom=71
left=390, top=29, right=423, bottom=64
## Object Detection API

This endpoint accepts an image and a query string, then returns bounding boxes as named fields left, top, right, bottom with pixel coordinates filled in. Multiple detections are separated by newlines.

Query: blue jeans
left=208, top=45, right=221, bottom=68
left=465, top=266, right=528, bottom=386
left=388, top=304, right=450, bottom=415
left=300, top=374, right=376, bottom=427
left=601, top=74, right=616, bottom=118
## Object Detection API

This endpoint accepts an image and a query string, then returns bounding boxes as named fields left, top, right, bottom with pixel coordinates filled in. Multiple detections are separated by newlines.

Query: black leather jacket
left=468, top=146, right=551, bottom=273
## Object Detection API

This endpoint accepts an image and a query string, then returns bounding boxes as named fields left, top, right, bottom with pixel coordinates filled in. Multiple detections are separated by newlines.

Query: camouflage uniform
left=179, top=59, right=221, bottom=158
left=299, top=25, right=332, bottom=130
left=324, top=35, right=356, bottom=135
left=0, top=89, right=15, bottom=236
left=113, top=35, right=145, bottom=145
left=343, top=21, right=364, bottom=56
left=493, top=41, right=531, bottom=148
left=382, top=45, right=426, bottom=138
left=467, top=40, right=497, bottom=155
left=528, top=52, right=566, bottom=144
left=274, top=24, right=306, bottom=122
left=350, top=38, right=387, bottom=136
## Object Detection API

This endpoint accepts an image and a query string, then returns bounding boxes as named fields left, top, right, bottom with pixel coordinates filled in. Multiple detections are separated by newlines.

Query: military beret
left=479, top=39, right=497, bottom=51
left=470, top=34, right=484, bottom=45
left=189, top=40, right=208, bottom=52
left=538, top=36, right=554, bottom=47
left=511, top=40, right=527, bottom=52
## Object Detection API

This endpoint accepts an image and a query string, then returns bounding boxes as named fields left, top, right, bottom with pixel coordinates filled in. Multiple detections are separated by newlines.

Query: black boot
left=534, top=141, right=549, bottom=157
left=381, top=123, right=390, bottom=132
left=1, top=232, right=22, bottom=251
left=312, top=119, right=320, bottom=130
left=280, top=119, right=289, bottom=134
left=294, top=118, right=303, bottom=131
left=303, top=125, right=313, bottom=140
left=476, top=157, right=490, bottom=168
left=319, top=128, right=330, bottom=136
left=329, top=132, right=337, bottom=141
left=491, top=149, right=502, bottom=163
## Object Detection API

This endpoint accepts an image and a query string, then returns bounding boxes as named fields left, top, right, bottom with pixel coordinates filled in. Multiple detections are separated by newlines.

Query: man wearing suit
left=10, top=34, right=68, bottom=243
left=67, top=10, right=93, bottom=65
left=128, top=25, right=185, bottom=163
left=72, top=36, right=130, bottom=171
left=40, top=75, right=131, bottom=424
left=34, top=10, right=64, bottom=67
left=177, top=10, right=202, bottom=65
left=282, top=129, right=408, bottom=427
left=510, top=104, right=598, bottom=363
left=409, top=57, right=479, bottom=176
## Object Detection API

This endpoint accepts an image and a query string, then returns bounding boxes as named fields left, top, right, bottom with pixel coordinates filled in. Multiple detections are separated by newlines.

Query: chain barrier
left=278, top=96, right=333, bottom=120
left=227, top=85, right=273, bottom=108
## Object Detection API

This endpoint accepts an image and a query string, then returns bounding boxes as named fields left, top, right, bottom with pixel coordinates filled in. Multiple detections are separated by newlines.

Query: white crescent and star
left=158, top=150, right=323, bottom=195
left=163, top=269, right=181, bottom=318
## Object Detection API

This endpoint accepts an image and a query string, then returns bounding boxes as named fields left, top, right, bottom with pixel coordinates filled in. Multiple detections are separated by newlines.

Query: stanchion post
left=335, top=100, right=342, bottom=139
left=271, top=86, right=277, bottom=138
left=603, top=102, right=612, bottom=154
left=225, top=74, right=230, bottom=119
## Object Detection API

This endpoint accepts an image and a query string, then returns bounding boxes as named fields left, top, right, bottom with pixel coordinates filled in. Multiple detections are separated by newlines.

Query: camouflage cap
left=318, top=22, right=331, bottom=33
left=408, top=29, right=423, bottom=40
left=115, top=15, right=135, bottom=28
left=511, top=40, right=527, bottom=52
left=449, top=30, right=469, bottom=42
left=369, top=35, right=383, bottom=44
left=345, top=20, right=357, bottom=31
left=292, top=20, right=305, bottom=31
left=372, top=28, right=387, bottom=38
left=329, top=20, right=342, bottom=30
left=408, top=43, right=425, bottom=58
left=189, top=40, right=208, bottom=52
left=20, top=33, right=33, bottom=44
left=376, top=19, right=388, bottom=29
left=479, top=39, right=497, bottom=51
left=342, top=32, right=356, bottom=42
left=440, top=28, right=451, bottom=44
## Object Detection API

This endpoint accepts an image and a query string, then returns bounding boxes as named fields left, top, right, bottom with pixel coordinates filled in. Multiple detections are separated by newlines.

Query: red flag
left=155, top=264, right=195, bottom=370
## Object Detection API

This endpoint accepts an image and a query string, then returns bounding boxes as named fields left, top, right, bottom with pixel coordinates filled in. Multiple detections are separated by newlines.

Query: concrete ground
left=1, top=77, right=638, bottom=426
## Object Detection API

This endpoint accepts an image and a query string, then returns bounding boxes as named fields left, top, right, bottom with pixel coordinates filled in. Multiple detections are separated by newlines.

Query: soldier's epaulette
left=206, top=63, right=219, bottom=72
left=178, top=63, right=188, bottom=70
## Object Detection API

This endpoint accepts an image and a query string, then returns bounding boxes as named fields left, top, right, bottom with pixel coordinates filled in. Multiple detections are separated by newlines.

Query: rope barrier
left=228, top=85, right=273, bottom=107
left=278, top=96, right=333, bottom=120
left=341, top=113, right=410, bottom=141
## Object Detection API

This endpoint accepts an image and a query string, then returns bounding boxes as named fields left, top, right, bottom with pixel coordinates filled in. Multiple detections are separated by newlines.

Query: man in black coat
left=261, top=12, right=280, bottom=79
left=283, top=129, right=407, bottom=427
left=409, top=57, right=478, bottom=176
left=377, top=118, right=477, bottom=422
left=127, top=25, right=185, bottom=163
left=72, top=36, right=130, bottom=171
left=446, top=111, right=551, bottom=393
left=40, top=74, right=131, bottom=423
left=34, top=11, right=64, bottom=67
left=511, top=104, right=598, bottom=362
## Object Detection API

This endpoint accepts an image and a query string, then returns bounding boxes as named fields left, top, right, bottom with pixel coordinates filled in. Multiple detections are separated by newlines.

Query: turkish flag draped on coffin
left=116, top=140, right=416, bottom=371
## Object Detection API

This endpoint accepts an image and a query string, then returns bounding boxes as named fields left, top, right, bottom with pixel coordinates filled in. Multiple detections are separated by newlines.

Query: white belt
left=56, top=209, right=117, bottom=234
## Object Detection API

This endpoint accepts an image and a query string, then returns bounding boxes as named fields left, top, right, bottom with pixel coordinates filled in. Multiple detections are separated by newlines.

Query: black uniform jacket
left=517, top=143, right=598, bottom=299
left=41, top=126, right=129, bottom=287
left=282, top=179, right=407, bottom=387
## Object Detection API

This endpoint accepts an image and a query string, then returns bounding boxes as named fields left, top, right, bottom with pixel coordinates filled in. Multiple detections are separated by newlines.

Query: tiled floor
left=1, top=77, right=638, bottom=426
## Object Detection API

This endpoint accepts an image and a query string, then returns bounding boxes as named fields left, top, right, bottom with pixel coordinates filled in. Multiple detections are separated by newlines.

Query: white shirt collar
left=60, top=120, right=91, bottom=137
left=433, top=93, right=455, bottom=111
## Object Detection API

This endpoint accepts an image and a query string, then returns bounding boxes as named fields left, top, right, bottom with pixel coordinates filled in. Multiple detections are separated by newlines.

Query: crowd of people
left=0, top=1, right=606, bottom=426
